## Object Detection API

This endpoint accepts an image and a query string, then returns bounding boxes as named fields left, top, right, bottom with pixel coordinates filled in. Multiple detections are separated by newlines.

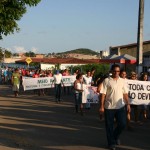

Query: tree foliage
left=0, top=47, right=12, bottom=61
left=70, top=63, right=110, bottom=79
left=25, top=51, right=36, bottom=57
left=0, top=0, right=41, bottom=39
left=58, top=48, right=98, bottom=55
left=13, top=53, right=19, bottom=57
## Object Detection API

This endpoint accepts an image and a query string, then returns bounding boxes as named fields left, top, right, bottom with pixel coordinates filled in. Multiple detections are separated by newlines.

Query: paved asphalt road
left=0, top=84, right=150, bottom=150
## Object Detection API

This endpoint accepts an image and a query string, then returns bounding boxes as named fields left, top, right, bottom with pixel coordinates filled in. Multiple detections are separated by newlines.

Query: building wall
left=143, top=52, right=150, bottom=72
left=120, top=47, right=136, bottom=57
left=110, top=42, right=150, bottom=57
left=109, top=41, right=150, bottom=73
left=36, top=54, right=44, bottom=58
left=40, top=64, right=55, bottom=70
left=40, top=63, right=85, bottom=70
left=60, top=64, right=84, bottom=70
left=4, top=57, right=22, bottom=63
left=109, top=48, right=119, bottom=55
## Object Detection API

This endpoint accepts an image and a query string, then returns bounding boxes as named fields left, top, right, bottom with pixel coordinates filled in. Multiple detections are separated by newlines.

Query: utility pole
left=136, top=0, right=144, bottom=75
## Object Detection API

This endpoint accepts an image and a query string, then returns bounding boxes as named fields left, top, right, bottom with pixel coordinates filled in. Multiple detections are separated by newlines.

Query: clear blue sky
left=0, top=0, right=150, bottom=54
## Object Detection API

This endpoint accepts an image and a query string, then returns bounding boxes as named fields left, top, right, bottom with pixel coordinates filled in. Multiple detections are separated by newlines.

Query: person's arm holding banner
left=122, top=81, right=131, bottom=113
left=123, top=93, right=131, bottom=113
left=61, top=78, right=65, bottom=87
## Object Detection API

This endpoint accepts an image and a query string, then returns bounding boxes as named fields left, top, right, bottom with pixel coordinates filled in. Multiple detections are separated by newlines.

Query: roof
left=15, top=58, right=100, bottom=64
left=110, top=40, right=150, bottom=49
left=115, top=54, right=136, bottom=60
left=99, top=54, right=136, bottom=64
left=99, top=59, right=125, bottom=64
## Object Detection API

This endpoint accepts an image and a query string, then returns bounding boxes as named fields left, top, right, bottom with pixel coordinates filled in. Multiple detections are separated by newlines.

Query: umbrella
left=99, top=54, right=136, bottom=71
left=99, top=54, right=136, bottom=64
left=114, top=54, right=136, bottom=64
left=99, top=54, right=125, bottom=64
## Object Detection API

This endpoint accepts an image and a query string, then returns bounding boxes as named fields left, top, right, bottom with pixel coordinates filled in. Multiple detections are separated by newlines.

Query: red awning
left=99, top=59, right=125, bottom=64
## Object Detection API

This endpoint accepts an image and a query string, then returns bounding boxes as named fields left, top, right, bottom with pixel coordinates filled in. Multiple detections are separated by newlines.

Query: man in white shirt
left=99, top=64, right=130, bottom=150
left=53, top=70, right=63, bottom=102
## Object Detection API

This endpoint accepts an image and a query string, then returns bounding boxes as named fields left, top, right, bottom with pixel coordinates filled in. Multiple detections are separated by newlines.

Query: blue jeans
left=55, top=84, right=61, bottom=101
left=74, top=92, right=82, bottom=113
left=104, top=106, right=126, bottom=146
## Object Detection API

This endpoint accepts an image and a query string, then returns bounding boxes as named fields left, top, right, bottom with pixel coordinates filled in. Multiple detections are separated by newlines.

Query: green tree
left=0, top=48, right=4, bottom=61
left=0, top=0, right=41, bottom=39
left=25, top=51, right=36, bottom=57
left=0, top=47, right=12, bottom=61
left=58, top=48, right=98, bottom=55
left=70, top=64, right=110, bottom=78
left=4, top=49, right=12, bottom=58
left=13, top=53, right=19, bottom=57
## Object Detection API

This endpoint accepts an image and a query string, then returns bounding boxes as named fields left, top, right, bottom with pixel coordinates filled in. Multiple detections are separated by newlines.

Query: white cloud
left=7, top=46, right=38, bottom=53
left=13, top=46, right=27, bottom=53
left=6, top=48, right=12, bottom=51
left=31, top=47, right=38, bottom=53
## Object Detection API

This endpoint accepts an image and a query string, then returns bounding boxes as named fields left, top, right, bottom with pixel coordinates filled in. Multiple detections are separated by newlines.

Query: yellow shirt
left=12, top=73, right=20, bottom=85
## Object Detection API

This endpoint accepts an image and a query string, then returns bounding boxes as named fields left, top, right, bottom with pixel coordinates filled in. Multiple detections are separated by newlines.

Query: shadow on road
left=0, top=85, right=150, bottom=150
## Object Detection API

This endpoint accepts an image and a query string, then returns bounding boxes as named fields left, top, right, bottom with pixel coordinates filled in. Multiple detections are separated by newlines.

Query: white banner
left=82, top=84, right=99, bottom=103
left=23, top=77, right=54, bottom=91
left=127, top=80, right=150, bottom=105
left=62, top=75, right=76, bottom=86
left=22, top=76, right=32, bottom=79
left=23, top=76, right=76, bottom=91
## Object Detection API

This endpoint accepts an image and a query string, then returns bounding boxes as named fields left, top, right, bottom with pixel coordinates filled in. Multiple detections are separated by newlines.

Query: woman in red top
left=33, top=70, right=39, bottom=78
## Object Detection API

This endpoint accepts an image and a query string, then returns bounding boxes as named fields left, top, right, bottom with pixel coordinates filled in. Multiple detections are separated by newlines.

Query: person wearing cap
left=99, top=64, right=130, bottom=150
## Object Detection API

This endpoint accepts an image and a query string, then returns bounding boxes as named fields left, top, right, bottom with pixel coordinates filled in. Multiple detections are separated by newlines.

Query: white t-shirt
left=83, top=75, right=92, bottom=86
left=100, top=77, right=128, bottom=109
left=53, top=73, right=62, bottom=84
left=75, top=82, right=82, bottom=93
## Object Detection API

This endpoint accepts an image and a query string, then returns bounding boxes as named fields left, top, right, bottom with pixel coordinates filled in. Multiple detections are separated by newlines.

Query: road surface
left=0, top=85, right=150, bottom=150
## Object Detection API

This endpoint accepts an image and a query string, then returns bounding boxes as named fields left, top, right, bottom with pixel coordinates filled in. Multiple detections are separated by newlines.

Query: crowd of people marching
left=0, top=65, right=150, bottom=150
left=0, top=66, right=149, bottom=122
